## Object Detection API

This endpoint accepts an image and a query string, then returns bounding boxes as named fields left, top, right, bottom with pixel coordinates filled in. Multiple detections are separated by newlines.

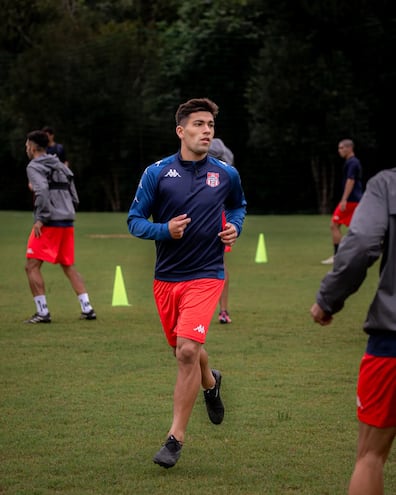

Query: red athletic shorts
left=356, top=353, right=396, bottom=428
left=331, top=202, right=359, bottom=226
left=26, top=225, right=75, bottom=265
left=153, top=278, right=225, bottom=347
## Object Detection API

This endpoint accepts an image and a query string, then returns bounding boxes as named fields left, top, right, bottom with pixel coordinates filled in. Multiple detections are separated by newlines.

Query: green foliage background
left=1, top=0, right=395, bottom=213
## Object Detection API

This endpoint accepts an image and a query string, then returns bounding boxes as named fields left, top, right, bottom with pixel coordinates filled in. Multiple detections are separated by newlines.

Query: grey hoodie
left=27, top=154, right=79, bottom=224
left=316, top=167, right=396, bottom=334
left=208, top=138, right=234, bottom=165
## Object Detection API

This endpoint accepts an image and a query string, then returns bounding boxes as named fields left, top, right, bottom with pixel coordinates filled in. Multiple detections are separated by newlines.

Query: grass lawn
left=1, top=211, right=394, bottom=495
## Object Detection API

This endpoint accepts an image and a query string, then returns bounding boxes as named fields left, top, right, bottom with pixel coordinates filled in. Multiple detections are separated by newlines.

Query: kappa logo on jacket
left=206, top=172, right=220, bottom=188
left=164, top=169, right=181, bottom=178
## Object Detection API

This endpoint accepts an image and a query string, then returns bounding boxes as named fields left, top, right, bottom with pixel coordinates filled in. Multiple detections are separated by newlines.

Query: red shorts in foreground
left=331, top=202, right=359, bottom=226
left=26, top=225, right=75, bottom=265
left=153, top=278, right=224, bottom=347
left=356, top=353, right=396, bottom=428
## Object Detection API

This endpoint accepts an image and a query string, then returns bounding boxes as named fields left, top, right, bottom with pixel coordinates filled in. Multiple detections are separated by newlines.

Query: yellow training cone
left=255, top=233, right=268, bottom=263
left=112, top=265, right=130, bottom=306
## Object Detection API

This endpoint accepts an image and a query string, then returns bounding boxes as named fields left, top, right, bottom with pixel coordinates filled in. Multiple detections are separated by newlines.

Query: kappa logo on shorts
left=27, top=248, right=34, bottom=254
left=164, top=169, right=181, bottom=178
left=206, top=172, right=220, bottom=188
left=193, top=324, right=205, bottom=334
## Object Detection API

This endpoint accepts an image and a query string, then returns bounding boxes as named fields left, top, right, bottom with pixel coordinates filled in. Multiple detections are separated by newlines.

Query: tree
left=2, top=0, right=166, bottom=211
left=245, top=6, right=374, bottom=213
left=145, top=0, right=263, bottom=170
left=1, top=0, right=395, bottom=213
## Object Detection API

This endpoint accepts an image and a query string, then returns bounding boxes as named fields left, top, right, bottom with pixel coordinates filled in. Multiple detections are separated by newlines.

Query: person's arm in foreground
left=311, top=173, right=388, bottom=324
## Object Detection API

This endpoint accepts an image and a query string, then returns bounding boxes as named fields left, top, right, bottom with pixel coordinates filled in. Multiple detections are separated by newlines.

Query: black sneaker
left=80, top=309, right=97, bottom=320
left=24, top=313, right=51, bottom=324
left=153, top=435, right=182, bottom=468
left=203, top=369, right=224, bottom=425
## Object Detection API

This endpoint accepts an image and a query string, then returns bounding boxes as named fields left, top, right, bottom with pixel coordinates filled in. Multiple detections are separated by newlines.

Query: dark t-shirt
left=343, top=156, right=363, bottom=202
left=47, top=143, right=66, bottom=163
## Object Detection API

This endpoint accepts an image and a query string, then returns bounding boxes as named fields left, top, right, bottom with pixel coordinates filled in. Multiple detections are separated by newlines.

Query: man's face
left=338, top=143, right=351, bottom=159
left=25, top=139, right=35, bottom=160
left=176, top=111, right=215, bottom=160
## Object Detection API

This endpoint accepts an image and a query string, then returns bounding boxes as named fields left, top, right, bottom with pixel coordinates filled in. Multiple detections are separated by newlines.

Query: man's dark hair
left=27, top=130, right=49, bottom=149
left=175, top=98, right=219, bottom=126
left=42, top=126, right=54, bottom=135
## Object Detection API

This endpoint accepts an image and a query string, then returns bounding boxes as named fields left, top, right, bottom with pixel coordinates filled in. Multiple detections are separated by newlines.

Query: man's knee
left=176, top=339, right=200, bottom=364
left=61, top=264, right=75, bottom=276
left=25, top=258, right=41, bottom=274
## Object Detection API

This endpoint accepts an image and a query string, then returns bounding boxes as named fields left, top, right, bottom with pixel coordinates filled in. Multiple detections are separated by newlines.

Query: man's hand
left=168, top=214, right=191, bottom=239
left=218, top=222, right=238, bottom=247
left=33, top=220, right=44, bottom=238
left=310, top=303, right=333, bottom=326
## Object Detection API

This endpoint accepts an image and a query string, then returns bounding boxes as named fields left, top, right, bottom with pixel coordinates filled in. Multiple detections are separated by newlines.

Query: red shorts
left=153, top=278, right=225, bottom=347
left=331, top=202, right=359, bottom=226
left=356, top=353, right=396, bottom=428
left=26, top=226, right=75, bottom=265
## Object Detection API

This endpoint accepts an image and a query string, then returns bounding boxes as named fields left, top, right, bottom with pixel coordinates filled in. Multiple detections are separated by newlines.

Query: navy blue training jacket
left=127, top=152, right=247, bottom=281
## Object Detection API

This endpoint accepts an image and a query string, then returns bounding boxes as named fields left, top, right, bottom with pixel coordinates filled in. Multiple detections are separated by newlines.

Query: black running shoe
left=153, top=435, right=182, bottom=468
left=24, top=313, right=51, bottom=324
left=203, top=369, right=224, bottom=425
left=80, top=309, right=97, bottom=320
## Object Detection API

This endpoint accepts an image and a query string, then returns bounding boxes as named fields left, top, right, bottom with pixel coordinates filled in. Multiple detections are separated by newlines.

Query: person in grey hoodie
left=310, top=168, right=396, bottom=495
left=24, top=130, right=96, bottom=323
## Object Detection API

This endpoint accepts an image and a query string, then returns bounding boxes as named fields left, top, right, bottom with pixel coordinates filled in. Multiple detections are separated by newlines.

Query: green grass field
left=1, top=211, right=394, bottom=495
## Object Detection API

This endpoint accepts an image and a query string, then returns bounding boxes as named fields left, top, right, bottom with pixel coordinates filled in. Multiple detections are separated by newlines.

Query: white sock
left=34, top=295, right=49, bottom=315
left=78, top=293, right=93, bottom=313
